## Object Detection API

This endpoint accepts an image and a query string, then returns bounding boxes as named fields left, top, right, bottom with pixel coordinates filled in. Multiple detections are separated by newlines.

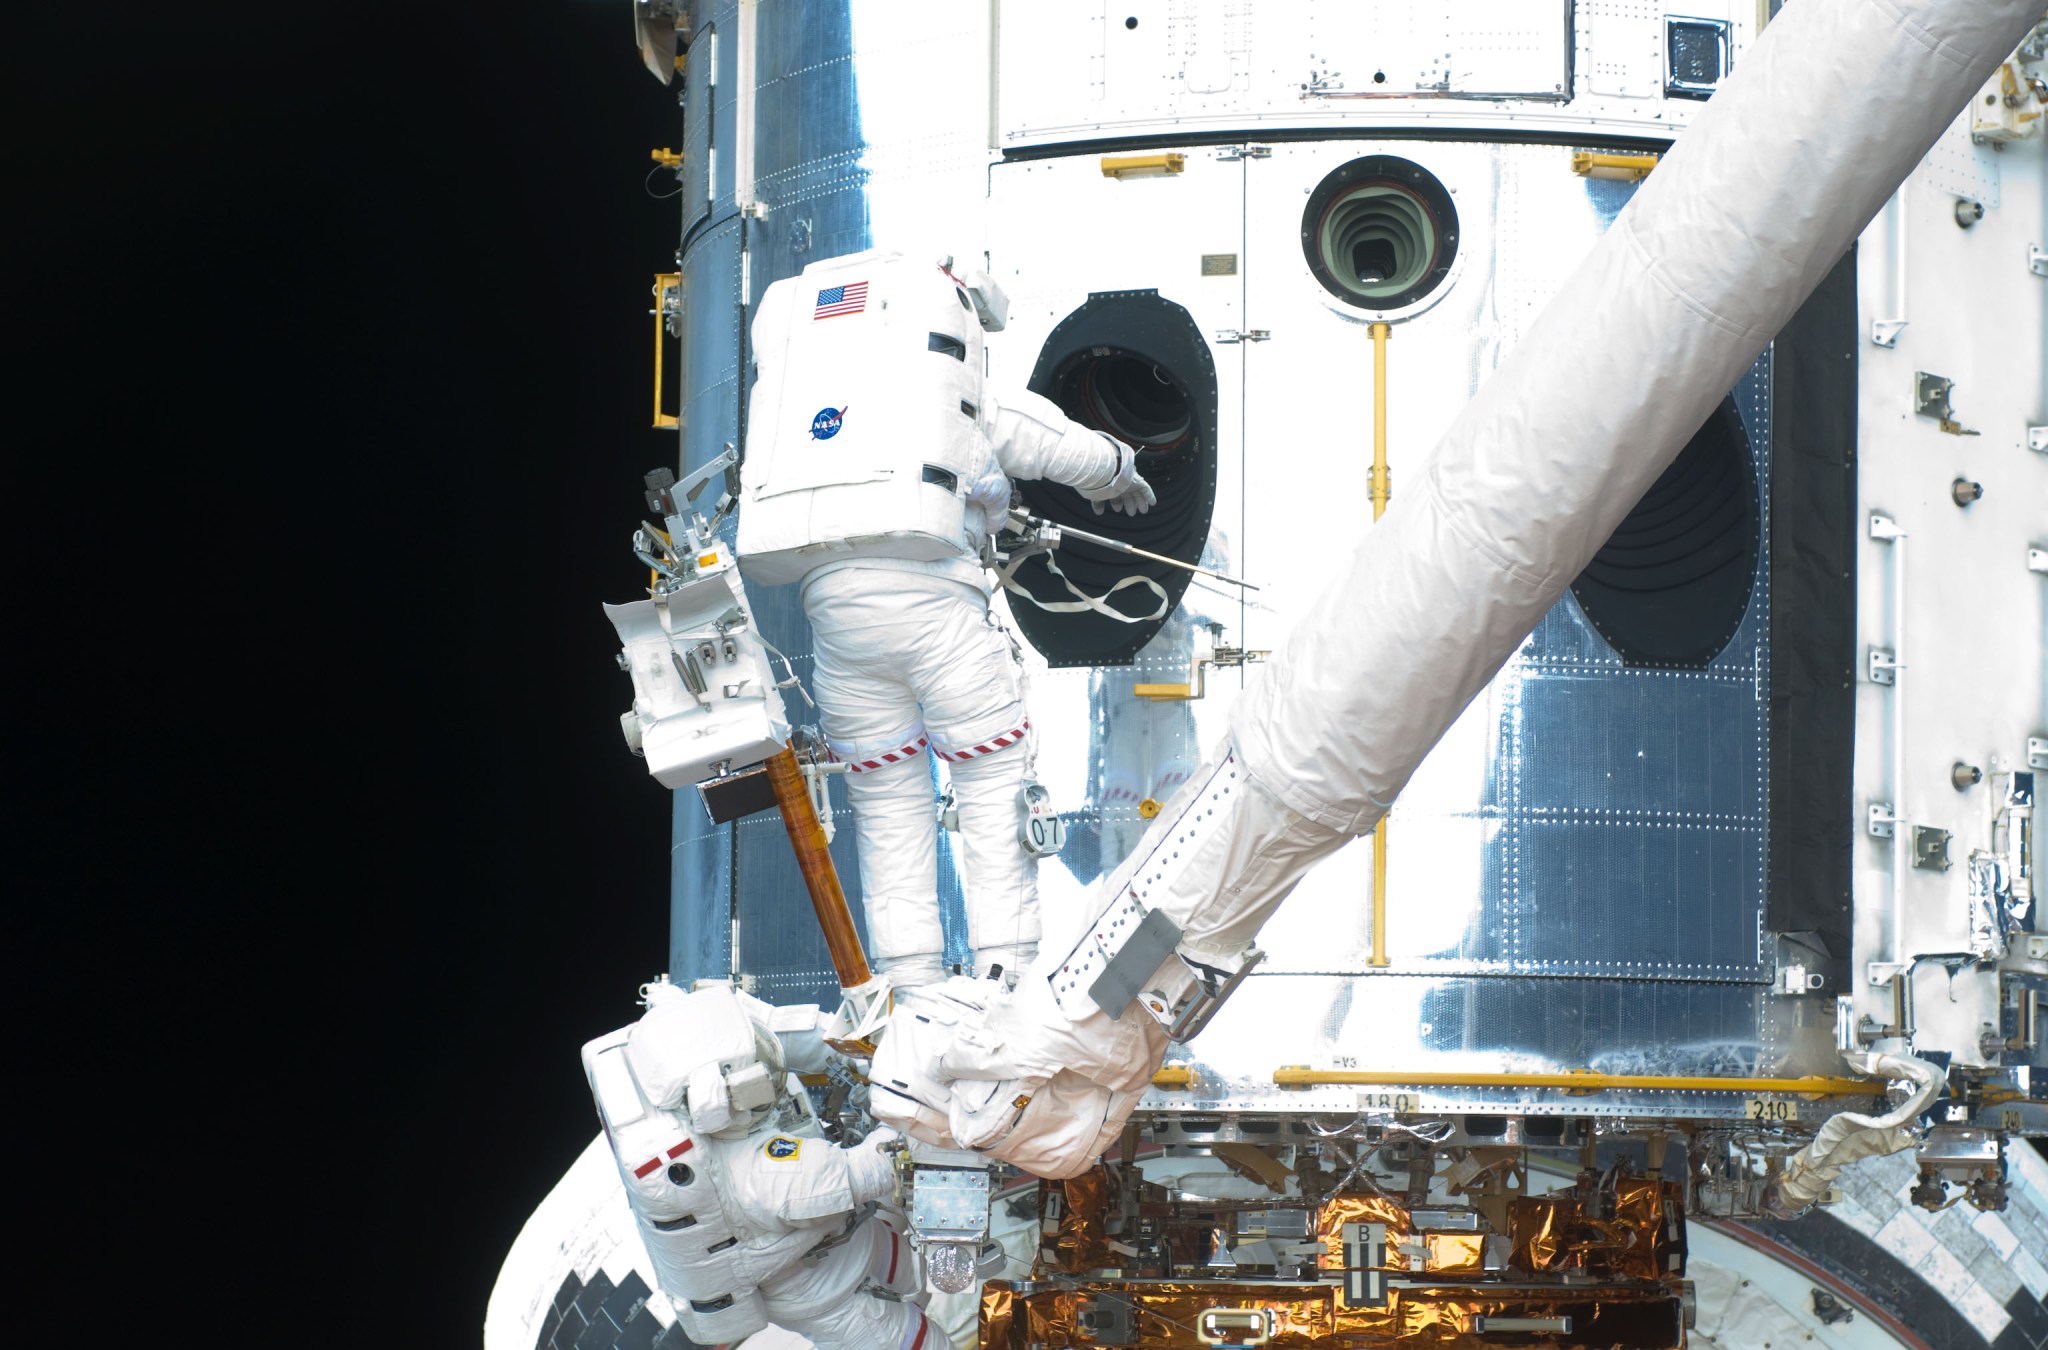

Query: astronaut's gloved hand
left=846, top=1127, right=904, bottom=1205
left=1076, top=438, right=1156, bottom=517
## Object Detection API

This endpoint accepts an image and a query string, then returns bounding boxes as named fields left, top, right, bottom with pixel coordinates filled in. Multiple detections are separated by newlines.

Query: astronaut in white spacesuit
left=736, top=250, right=1154, bottom=990
left=582, top=982, right=934, bottom=1349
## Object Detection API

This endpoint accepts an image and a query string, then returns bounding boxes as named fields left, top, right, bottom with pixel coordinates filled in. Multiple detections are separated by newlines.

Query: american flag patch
left=814, top=281, right=868, bottom=319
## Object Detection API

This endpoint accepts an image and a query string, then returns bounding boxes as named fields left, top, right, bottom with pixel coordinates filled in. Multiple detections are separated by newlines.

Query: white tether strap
left=997, top=548, right=1170, bottom=625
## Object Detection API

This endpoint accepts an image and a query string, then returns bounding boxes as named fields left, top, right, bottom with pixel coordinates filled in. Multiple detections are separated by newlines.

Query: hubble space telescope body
left=490, top=1, right=2048, bottom=1346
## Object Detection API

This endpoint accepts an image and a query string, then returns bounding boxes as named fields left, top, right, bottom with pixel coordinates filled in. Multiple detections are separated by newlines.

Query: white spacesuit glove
left=1074, top=437, right=1156, bottom=516
left=845, top=1127, right=903, bottom=1206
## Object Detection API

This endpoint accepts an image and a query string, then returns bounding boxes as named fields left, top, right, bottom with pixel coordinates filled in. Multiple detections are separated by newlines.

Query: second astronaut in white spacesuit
left=583, top=982, right=933, bottom=1349
left=736, top=250, right=1154, bottom=989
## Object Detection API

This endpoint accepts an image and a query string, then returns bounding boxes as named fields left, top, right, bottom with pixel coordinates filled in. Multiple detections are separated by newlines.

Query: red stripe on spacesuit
left=934, top=720, right=1029, bottom=763
left=632, top=1156, right=662, bottom=1179
left=666, top=1139, right=694, bottom=1159
left=838, top=735, right=929, bottom=773
left=886, top=1229, right=900, bottom=1283
left=905, top=1309, right=929, bottom=1350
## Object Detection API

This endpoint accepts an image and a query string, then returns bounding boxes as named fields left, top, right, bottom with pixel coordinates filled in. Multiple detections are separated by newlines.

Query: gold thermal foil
left=1423, top=1232, right=1487, bottom=1275
left=977, top=1279, right=1684, bottom=1348
left=1315, top=1193, right=1412, bottom=1275
left=1508, top=1177, right=1682, bottom=1280
left=1045, top=1166, right=1114, bottom=1274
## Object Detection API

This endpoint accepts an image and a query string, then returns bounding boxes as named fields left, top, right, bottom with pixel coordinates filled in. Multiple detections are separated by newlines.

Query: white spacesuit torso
left=736, top=248, right=1150, bottom=592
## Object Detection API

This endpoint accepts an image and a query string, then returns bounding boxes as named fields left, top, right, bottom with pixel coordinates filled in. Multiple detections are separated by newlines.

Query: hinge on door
left=1214, top=329, right=1270, bottom=343
left=1216, top=145, right=1271, bottom=161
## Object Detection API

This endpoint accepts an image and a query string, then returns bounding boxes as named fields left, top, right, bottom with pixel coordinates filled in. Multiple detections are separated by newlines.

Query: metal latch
left=1868, top=647, right=1898, bottom=686
left=1914, top=371, right=1979, bottom=436
left=1868, top=802, right=1898, bottom=839
left=1912, top=825, right=1953, bottom=871
left=1216, top=145, right=1272, bottom=161
left=1214, top=329, right=1271, bottom=344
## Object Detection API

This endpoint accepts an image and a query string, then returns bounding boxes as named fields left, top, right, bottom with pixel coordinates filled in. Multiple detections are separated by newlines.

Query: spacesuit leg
left=940, top=743, right=1037, bottom=980
left=758, top=1216, right=934, bottom=1350
left=901, top=589, right=1039, bottom=982
left=809, top=580, right=947, bottom=987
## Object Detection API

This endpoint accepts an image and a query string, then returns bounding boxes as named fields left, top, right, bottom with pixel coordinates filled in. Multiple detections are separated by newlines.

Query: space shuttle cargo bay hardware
left=488, top=0, right=2048, bottom=1347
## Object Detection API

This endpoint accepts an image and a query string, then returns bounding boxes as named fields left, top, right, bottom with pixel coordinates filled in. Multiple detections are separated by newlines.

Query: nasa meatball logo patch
left=763, top=1135, right=802, bottom=1161
left=809, top=406, right=846, bottom=440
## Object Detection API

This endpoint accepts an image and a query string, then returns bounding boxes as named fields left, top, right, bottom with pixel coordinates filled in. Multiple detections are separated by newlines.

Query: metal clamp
left=1143, top=946, right=1266, bottom=1041
left=1135, top=624, right=1268, bottom=701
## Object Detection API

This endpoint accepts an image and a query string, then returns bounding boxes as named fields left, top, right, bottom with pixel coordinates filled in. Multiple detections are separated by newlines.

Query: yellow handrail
left=1570, top=150, right=1660, bottom=181
left=1101, top=153, right=1186, bottom=179
left=1368, top=321, right=1392, bottom=968
left=1273, top=1067, right=1878, bottom=1097
left=652, top=272, right=682, bottom=430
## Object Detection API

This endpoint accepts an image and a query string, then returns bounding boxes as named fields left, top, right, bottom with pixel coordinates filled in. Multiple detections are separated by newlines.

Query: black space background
left=13, top=7, right=686, bottom=1342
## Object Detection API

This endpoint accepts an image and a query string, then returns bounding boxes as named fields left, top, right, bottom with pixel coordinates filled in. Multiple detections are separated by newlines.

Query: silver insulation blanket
left=872, top=0, right=2047, bottom=1177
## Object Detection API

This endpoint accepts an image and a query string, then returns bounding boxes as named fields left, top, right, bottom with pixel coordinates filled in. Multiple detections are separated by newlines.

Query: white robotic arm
left=871, top=0, right=2044, bottom=1178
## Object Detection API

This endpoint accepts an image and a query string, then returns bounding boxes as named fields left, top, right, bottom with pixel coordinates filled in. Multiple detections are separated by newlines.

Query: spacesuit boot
left=582, top=983, right=921, bottom=1346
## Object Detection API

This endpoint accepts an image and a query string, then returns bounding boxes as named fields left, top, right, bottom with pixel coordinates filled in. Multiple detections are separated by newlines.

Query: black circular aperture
left=1301, top=155, right=1458, bottom=310
left=1013, top=290, right=1219, bottom=668
left=1058, top=352, right=1193, bottom=454
left=1570, top=396, right=1759, bottom=668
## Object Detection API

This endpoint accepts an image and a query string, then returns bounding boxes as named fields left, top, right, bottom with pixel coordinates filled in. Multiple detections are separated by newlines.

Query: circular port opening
left=1011, top=291, right=1220, bottom=668
left=1301, top=155, right=1458, bottom=311
left=1569, top=395, right=1759, bottom=668
left=1051, top=351, right=1194, bottom=455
